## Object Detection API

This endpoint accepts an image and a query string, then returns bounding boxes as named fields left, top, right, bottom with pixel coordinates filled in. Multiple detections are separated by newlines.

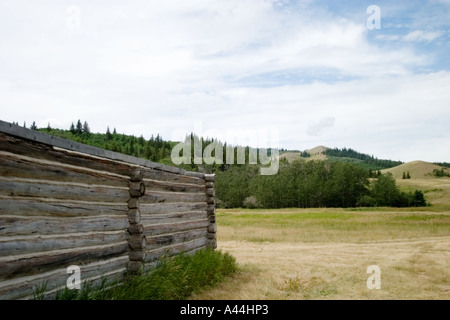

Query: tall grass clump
left=51, top=249, right=238, bottom=300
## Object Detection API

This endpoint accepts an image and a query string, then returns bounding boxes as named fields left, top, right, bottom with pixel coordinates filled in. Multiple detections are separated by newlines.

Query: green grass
left=216, top=208, right=450, bottom=243
left=43, top=249, right=238, bottom=300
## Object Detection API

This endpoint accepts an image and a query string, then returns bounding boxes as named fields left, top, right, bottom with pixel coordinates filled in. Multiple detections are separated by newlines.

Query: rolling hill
left=380, top=160, right=446, bottom=179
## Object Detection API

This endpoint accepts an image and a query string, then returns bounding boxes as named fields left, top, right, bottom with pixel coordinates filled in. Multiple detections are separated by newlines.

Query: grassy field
left=191, top=206, right=450, bottom=300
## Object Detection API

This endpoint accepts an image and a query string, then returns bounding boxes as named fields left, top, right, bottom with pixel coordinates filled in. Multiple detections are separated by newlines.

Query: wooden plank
left=145, top=228, right=208, bottom=250
left=140, top=211, right=207, bottom=225
left=0, top=178, right=130, bottom=203
left=143, top=219, right=209, bottom=237
left=143, top=178, right=205, bottom=193
left=142, top=168, right=205, bottom=185
left=0, top=230, right=128, bottom=256
left=0, top=196, right=128, bottom=217
left=0, top=242, right=129, bottom=281
left=0, top=255, right=129, bottom=300
left=0, top=151, right=129, bottom=188
left=139, top=191, right=206, bottom=205
left=0, top=215, right=129, bottom=236
left=139, top=202, right=207, bottom=215
left=0, top=133, right=134, bottom=177
left=144, top=237, right=207, bottom=263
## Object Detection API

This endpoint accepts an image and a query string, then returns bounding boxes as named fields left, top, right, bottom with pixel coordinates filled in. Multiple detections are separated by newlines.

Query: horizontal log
left=128, top=249, right=145, bottom=261
left=130, top=169, right=143, bottom=182
left=127, top=209, right=141, bottom=224
left=0, top=133, right=134, bottom=177
left=128, top=235, right=146, bottom=249
left=129, top=181, right=145, bottom=197
left=205, top=182, right=214, bottom=188
left=0, top=178, right=130, bottom=203
left=204, top=174, right=215, bottom=182
left=127, top=197, right=139, bottom=209
left=0, top=242, right=129, bottom=281
left=127, top=223, right=144, bottom=235
left=0, top=196, right=128, bottom=217
left=0, top=255, right=129, bottom=300
left=206, top=239, right=217, bottom=249
left=207, top=224, right=217, bottom=233
left=143, top=219, right=209, bottom=237
left=139, top=202, right=207, bottom=215
left=206, top=204, right=215, bottom=215
left=206, top=197, right=215, bottom=204
left=140, top=211, right=207, bottom=225
left=0, top=151, right=130, bottom=188
left=206, top=188, right=215, bottom=197
left=0, top=215, right=129, bottom=236
left=127, top=261, right=144, bottom=274
left=142, top=168, right=205, bottom=185
left=0, top=230, right=128, bottom=256
left=145, top=228, right=208, bottom=250
left=139, top=191, right=206, bottom=205
left=144, top=237, right=207, bottom=263
left=143, top=179, right=206, bottom=193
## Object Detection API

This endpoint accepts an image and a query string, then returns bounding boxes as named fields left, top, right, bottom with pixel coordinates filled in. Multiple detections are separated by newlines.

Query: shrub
left=243, top=196, right=260, bottom=209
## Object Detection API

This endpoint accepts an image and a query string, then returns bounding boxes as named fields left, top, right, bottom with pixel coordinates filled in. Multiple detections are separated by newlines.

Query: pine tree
left=70, top=122, right=75, bottom=134
left=75, top=120, right=83, bottom=135
left=30, top=121, right=38, bottom=130
left=106, top=126, right=112, bottom=141
left=82, top=121, right=90, bottom=134
left=402, top=172, right=406, bottom=179
left=406, top=171, right=411, bottom=179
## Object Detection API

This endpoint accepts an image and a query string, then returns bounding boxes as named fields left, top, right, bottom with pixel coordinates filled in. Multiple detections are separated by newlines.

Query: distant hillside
left=280, top=146, right=403, bottom=171
left=381, top=160, right=449, bottom=179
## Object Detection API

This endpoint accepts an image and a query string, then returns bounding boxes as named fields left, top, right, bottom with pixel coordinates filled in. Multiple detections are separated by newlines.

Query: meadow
left=191, top=205, right=450, bottom=300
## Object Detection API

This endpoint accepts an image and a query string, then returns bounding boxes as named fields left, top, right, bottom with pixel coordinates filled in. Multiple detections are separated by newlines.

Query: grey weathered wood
left=0, top=132, right=135, bottom=176
left=144, top=237, right=207, bottom=263
left=127, top=197, right=139, bottom=209
left=0, top=196, right=128, bottom=217
left=206, top=197, right=215, bottom=204
left=0, top=242, right=128, bottom=281
left=143, top=179, right=206, bottom=193
left=0, top=178, right=130, bottom=203
left=128, top=249, right=145, bottom=261
left=146, top=228, right=208, bottom=250
left=206, top=188, right=215, bottom=197
left=127, top=223, right=144, bottom=235
left=142, top=168, right=205, bottom=185
left=143, top=219, right=209, bottom=237
left=0, top=215, right=129, bottom=236
left=0, top=255, right=129, bottom=300
left=139, top=191, right=206, bottom=205
left=129, top=181, right=145, bottom=197
left=139, top=202, right=207, bottom=215
left=127, top=261, right=144, bottom=274
left=0, top=230, right=128, bottom=256
left=0, top=151, right=130, bottom=188
left=127, top=208, right=141, bottom=224
left=128, top=235, right=146, bottom=249
left=204, top=174, right=215, bottom=182
left=130, top=169, right=143, bottom=182
left=140, top=211, right=207, bottom=225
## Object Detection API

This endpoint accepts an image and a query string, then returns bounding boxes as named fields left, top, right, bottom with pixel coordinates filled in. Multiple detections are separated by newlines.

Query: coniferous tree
left=30, top=121, right=38, bottom=130
left=82, top=121, right=90, bottom=134
left=402, top=172, right=406, bottom=179
left=75, top=120, right=83, bottom=135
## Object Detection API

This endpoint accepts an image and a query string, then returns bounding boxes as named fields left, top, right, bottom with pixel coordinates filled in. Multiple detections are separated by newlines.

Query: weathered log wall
left=0, top=120, right=216, bottom=299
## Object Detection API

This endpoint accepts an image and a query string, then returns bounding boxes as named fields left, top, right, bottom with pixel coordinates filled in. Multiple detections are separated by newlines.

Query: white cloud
left=0, top=1, right=449, bottom=162
left=403, top=30, right=443, bottom=42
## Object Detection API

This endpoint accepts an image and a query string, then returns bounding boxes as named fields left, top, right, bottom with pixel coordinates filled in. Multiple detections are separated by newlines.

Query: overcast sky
left=1, top=0, right=449, bottom=163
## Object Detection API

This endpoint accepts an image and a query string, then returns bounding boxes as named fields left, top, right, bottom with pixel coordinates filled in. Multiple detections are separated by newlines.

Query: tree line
left=19, top=120, right=427, bottom=209
left=215, top=159, right=427, bottom=209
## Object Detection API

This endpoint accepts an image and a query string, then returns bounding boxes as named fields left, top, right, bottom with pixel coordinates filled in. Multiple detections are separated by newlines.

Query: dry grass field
left=191, top=177, right=450, bottom=300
